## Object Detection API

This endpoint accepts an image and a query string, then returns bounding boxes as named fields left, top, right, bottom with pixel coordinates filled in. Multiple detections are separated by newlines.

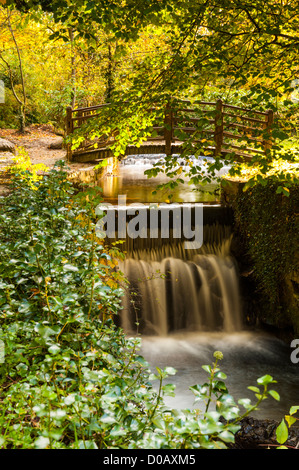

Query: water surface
left=139, top=331, right=299, bottom=421
left=104, top=154, right=299, bottom=422
left=102, top=155, right=229, bottom=204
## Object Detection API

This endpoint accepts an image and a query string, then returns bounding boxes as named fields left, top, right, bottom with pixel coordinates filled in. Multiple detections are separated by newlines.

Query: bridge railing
left=66, top=99, right=274, bottom=162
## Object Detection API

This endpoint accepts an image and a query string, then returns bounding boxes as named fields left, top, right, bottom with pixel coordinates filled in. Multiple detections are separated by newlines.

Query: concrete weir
left=97, top=203, right=234, bottom=249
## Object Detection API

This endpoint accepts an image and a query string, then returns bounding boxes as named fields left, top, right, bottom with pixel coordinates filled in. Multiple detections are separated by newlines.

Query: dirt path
left=0, top=125, right=67, bottom=168
left=0, top=125, right=102, bottom=195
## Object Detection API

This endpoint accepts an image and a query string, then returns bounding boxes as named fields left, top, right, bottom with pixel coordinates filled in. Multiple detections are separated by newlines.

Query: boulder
left=0, top=138, right=16, bottom=154
left=0, top=152, right=14, bottom=184
left=48, top=137, right=64, bottom=149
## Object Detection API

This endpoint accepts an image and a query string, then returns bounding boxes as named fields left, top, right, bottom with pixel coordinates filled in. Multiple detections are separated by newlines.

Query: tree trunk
left=105, top=43, right=114, bottom=101
left=19, top=104, right=25, bottom=133
left=7, top=10, right=26, bottom=133
left=69, top=27, right=76, bottom=108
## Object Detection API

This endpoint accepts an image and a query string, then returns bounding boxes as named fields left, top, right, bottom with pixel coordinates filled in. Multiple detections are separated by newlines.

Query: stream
left=102, top=155, right=299, bottom=421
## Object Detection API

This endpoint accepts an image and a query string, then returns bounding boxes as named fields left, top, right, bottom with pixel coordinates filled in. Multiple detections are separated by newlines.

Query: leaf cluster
left=0, top=163, right=281, bottom=448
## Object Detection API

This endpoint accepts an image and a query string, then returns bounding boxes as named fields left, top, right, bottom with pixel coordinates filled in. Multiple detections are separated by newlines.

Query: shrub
left=0, top=163, right=280, bottom=448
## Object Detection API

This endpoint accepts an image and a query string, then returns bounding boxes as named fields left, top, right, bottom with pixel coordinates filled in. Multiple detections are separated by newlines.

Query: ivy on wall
left=231, top=181, right=299, bottom=333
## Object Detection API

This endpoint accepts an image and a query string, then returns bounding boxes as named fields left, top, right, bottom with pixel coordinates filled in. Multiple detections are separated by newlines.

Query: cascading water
left=119, top=224, right=242, bottom=336
left=115, top=219, right=299, bottom=420
left=102, top=156, right=299, bottom=420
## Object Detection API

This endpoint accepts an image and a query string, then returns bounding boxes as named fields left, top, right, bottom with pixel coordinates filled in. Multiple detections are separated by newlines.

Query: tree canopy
left=1, top=0, right=298, bottom=191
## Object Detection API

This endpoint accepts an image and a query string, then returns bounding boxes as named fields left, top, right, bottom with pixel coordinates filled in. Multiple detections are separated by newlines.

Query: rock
left=0, top=152, right=14, bottom=168
left=0, top=138, right=16, bottom=154
left=0, top=152, right=14, bottom=187
left=67, top=165, right=105, bottom=186
left=48, top=137, right=64, bottom=149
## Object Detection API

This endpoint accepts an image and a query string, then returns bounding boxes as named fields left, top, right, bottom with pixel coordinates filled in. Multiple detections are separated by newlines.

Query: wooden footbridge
left=65, top=98, right=274, bottom=163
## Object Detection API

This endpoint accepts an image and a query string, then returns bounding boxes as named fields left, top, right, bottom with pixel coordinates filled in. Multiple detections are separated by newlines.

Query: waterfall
left=118, top=223, right=242, bottom=335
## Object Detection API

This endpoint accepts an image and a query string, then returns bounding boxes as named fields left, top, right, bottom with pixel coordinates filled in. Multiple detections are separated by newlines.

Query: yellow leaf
left=285, top=415, right=297, bottom=427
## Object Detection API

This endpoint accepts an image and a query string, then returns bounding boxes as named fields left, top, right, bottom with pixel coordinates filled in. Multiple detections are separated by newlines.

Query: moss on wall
left=222, top=179, right=299, bottom=337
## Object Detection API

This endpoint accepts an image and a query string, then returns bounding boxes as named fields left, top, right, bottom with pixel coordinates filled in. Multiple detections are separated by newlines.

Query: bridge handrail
left=65, top=98, right=274, bottom=162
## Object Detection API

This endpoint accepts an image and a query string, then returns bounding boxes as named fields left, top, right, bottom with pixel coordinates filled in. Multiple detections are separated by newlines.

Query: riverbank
left=0, top=125, right=112, bottom=195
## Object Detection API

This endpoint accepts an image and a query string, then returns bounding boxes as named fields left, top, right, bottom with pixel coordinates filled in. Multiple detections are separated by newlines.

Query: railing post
left=264, top=109, right=274, bottom=153
left=66, top=106, right=73, bottom=161
left=164, top=102, right=173, bottom=156
left=214, top=99, right=223, bottom=156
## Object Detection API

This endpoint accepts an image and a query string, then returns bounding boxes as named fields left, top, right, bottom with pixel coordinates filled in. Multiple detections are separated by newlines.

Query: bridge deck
left=65, top=99, right=274, bottom=164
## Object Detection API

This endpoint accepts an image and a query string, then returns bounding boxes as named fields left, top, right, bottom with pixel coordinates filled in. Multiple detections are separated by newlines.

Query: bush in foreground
left=0, top=163, right=280, bottom=448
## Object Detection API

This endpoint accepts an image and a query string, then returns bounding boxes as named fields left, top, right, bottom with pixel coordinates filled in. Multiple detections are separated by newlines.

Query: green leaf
left=238, top=398, right=252, bottom=409
left=290, top=406, right=299, bottom=415
left=152, top=417, right=165, bottom=430
left=34, top=436, right=50, bottom=449
left=268, top=390, right=280, bottom=401
left=218, top=430, right=235, bottom=443
left=257, top=375, right=276, bottom=386
left=63, top=264, right=79, bottom=272
left=78, top=440, right=98, bottom=449
left=248, top=386, right=260, bottom=393
left=215, top=371, right=227, bottom=380
left=276, top=419, right=288, bottom=445
left=48, top=344, right=61, bottom=355
left=164, top=366, right=176, bottom=376
left=162, top=383, right=176, bottom=397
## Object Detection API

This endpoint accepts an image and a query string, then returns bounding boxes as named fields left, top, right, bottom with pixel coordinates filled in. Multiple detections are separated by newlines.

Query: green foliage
left=0, top=164, right=280, bottom=448
left=4, top=146, right=49, bottom=187
left=232, top=178, right=299, bottom=331
left=58, top=0, right=299, bottom=189
left=276, top=406, right=299, bottom=449
left=0, top=87, right=20, bottom=128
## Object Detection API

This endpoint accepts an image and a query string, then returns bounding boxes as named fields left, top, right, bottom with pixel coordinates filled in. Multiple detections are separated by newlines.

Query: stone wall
left=67, top=157, right=118, bottom=188
left=221, top=178, right=299, bottom=339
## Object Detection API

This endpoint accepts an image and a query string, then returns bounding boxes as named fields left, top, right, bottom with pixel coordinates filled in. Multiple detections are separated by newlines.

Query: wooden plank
left=223, top=112, right=266, bottom=125
left=175, top=98, right=216, bottom=106
left=65, top=106, right=73, bottom=161
left=223, top=131, right=263, bottom=143
left=73, top=141, right=113, bottom=154
left=220, top=149, right=253, bottom=162
left=224, top=122, right=262, bottom=133
left=125, top=144, right=166, bottom=155
left=72, top=112, right=102, bottom=122
left=174, top=117, right=214, bottom=124
left=222, top=143, right=265, bottom=154
left=72, top=103, right=110, bottom=113
left=177, top=108, right=213, bottom=113
left=146, top=136, right=166, bottom=141
left=263, top=109, right=274, bottom=151
left=164, top=103, right=173, bottom=155
left=72, top=149, right=114, bottom=162
left=223, top=103, right=268, bottom=115
left=173, top=127, right=214, bottom=134
left=214, top=99, right=223, bottom=156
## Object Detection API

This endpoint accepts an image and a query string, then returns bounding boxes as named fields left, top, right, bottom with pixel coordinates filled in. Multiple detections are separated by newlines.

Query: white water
left=139, top=331, right=299, bottom=421
left=117, top=229, right=299, bottom=421
left=119, top=230, right=242, bottom=335
left=107, top=155, right=299, bottom=421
